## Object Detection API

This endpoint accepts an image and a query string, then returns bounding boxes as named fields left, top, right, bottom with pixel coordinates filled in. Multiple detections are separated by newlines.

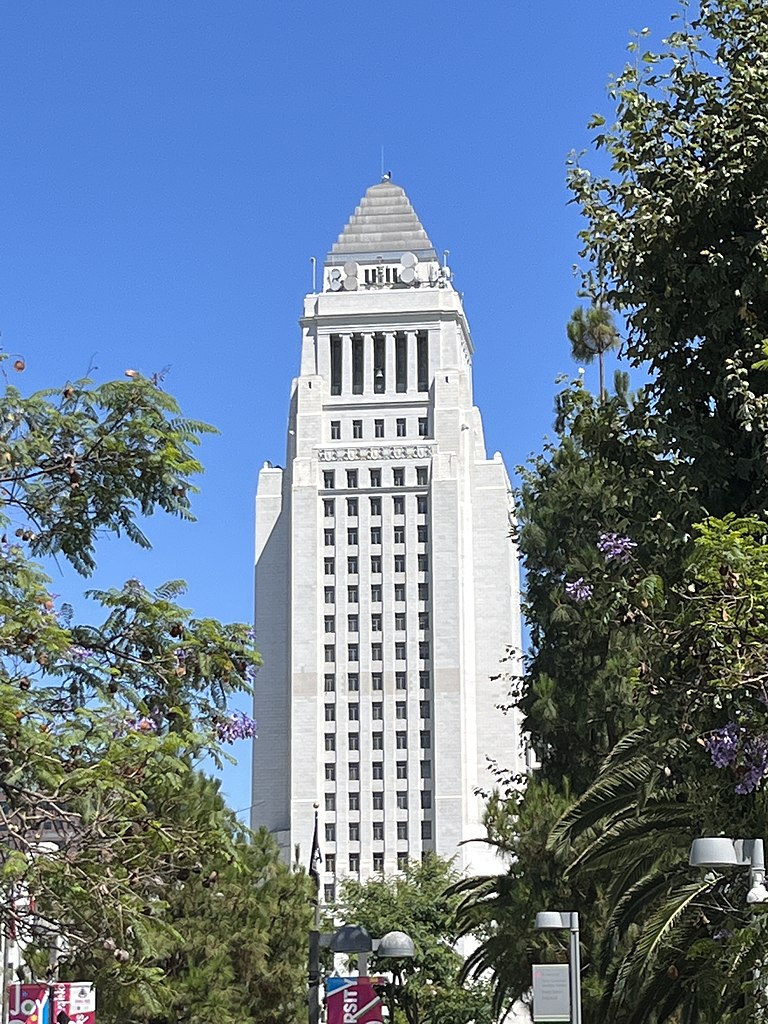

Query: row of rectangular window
left=324, top=671, right=431, bottom=692
left=324, top=525, right=428, bottom=545
left=325, top=496, right=428, bottom=517
left=325, top=642, right=430, bottom=662
left=325, top=791, right=432, bottom=811
left=323, top=467, right=428, bottom=489
left=331, top=417, right=429, bottom=441
left=323, top=731, right=432, bottom=750
left=324, top=702, right=432, bottom=721
left=325, top=584, right=429, bottom=604
left=325, top=554, right=429, bottom=575
left=324, top=847, right=425, bottom=891
left=325, top=613, right=429, bottom=632
left=326, top=760, right=432, bottom=780
left=325, top=820, right=433, bottom=843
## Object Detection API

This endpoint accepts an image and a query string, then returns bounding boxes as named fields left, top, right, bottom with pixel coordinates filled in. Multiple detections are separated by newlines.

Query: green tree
left=0, top=362, right=283, bottom=1007
left=336, top=855, right=494, bottom=1024
left=566, top=304, right=620, bottom=401
left=459, top=3, right=768, bottom=1022
left=64, top=774, right=312, bottom=1024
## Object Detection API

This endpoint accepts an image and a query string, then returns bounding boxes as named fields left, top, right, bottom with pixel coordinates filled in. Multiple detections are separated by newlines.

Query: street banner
left=325, top=977, right=383, bottom=1024
left=8, top=983, right=50, bottom=1024
left=52, top=981, right=96, bottom=1024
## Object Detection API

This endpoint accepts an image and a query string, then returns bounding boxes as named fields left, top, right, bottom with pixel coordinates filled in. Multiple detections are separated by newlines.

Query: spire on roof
left=328, top=182, right=437, bottom=262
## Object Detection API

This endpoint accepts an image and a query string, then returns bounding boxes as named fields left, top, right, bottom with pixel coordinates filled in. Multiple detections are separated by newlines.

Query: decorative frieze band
left=317, top=444, right=433, bottom=462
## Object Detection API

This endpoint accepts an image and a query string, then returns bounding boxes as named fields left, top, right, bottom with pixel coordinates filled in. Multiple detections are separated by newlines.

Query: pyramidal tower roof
left=328, top=181, right=437, bottom=262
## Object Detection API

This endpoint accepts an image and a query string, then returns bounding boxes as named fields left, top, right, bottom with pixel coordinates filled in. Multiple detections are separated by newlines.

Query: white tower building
left=252, top=181, right=523, bottom=896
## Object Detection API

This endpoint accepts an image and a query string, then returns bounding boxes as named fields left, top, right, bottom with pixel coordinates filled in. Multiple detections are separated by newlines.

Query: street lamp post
left=308, top=925, right=415, bottom=1024
left=535, top=912, right=582, bottom=1024
left=689, top=837, right=768, bottom=903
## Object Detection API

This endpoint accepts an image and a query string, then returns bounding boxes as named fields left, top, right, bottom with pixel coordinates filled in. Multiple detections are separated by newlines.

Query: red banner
left=52, top=982, right=96, bottom=1024
left=8, top=984, right=50, bottom=1024
left=325, top=977, right=383, bottom=1024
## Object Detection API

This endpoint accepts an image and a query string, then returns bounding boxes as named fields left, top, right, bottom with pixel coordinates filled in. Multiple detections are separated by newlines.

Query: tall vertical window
left=418, top=417, right=428, bottom=437
left=396, top=418, right=406, bottom=437
left=330, top=335, right=342, bottom=395
left=374, top=419, right=384, bottom=438
left=417, top=331, right=429, bottom=392
left=352, top=419, right=363, bottom=439
left=395, top=332, right=407, bottom=393
left=331, top=420, right=341, bottom=440
left=374, top=333, right=386, bottom=393
left=352, top=335, right=364, bottom=394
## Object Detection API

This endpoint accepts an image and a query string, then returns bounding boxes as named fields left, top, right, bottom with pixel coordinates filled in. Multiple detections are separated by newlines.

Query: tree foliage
left=0, top=362, right=310, bottom=1018
left=459, top=3, right=768, bottom=1022
left=337, top=855, right=494, bottom=1024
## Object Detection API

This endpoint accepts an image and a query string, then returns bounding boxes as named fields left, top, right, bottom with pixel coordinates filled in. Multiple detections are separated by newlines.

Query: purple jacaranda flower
left=565, top=577, right=593, bottom=603
left=69, top=645, right=93, bottom=661
left=704, top=723, right=741, bottom=769
left=597, top=532, right=637, bottom=564
left=735, top=736, right=768, bottom=794
left=216, top=711, right=258, bottom=743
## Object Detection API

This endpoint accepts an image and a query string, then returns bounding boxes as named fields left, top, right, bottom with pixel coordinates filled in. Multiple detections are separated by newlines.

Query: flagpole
left=308, top=804, right=322, bottom=1024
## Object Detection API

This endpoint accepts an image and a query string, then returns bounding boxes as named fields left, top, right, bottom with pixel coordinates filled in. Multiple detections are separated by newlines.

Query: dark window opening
left=417, top=331, right=428, bottom=392
left=352, top=335, right=364, bottom=394
left=395, top=332, right=407, bottom=393
left=374, top=334, right=386, bottom=393
left=330, top=335, right=342, bottom=395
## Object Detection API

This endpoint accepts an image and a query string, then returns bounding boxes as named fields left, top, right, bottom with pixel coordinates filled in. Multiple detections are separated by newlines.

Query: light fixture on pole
left=308, top=924, right=415, bottom=1024
left=534, top=912, right=582, bottom=1024
left=689, top=837, right=768, bottom=904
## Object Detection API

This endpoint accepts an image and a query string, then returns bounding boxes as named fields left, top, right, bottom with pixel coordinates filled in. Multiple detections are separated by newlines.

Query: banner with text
left=326, top=977, right=383, bottom=1024
left=52, top=981, right=96, bottom=1024
left=8, top=983, right=50, bottom=1024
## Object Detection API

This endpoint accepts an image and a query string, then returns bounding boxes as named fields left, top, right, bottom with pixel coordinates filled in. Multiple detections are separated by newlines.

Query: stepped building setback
left=252, top=181, right=524, bottom=893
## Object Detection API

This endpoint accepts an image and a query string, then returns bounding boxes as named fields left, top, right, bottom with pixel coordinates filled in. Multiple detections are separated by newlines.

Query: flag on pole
left=309, top=807, right=322, bottom=887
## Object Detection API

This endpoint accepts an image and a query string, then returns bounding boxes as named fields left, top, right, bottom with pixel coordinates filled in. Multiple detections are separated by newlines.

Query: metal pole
left=0, top=919, right=7, bottom=1024
left=569, top=913, right=582, bottom=1024
left=308, top=928, right=320, bottom=1024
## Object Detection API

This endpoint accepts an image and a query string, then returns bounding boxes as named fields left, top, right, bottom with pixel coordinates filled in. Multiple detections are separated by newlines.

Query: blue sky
left=1, top=1, right=682, bottom=814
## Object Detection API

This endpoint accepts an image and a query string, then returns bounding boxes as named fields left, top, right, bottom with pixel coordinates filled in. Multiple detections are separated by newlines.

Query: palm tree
left=548, top=729, right=766, bottom=1024
left=567, top=304, right=620, bottom=401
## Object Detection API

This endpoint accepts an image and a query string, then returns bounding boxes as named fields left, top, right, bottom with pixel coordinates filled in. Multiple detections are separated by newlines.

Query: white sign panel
left=533, top=964, right=570, bottom=1022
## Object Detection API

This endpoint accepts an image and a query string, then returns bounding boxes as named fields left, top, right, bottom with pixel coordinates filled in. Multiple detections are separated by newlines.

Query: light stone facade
left=252, top=181, right=524, bottom=894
